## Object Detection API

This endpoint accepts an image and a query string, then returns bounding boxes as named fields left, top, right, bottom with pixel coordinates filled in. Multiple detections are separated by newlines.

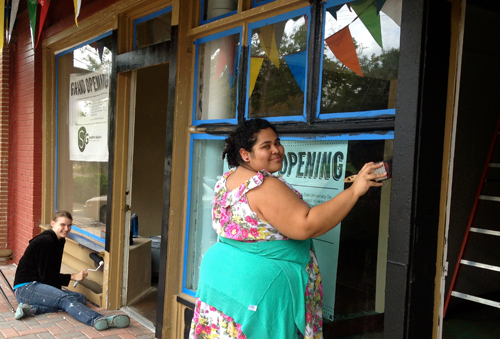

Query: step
left=479, top=195, right=500, bottom=202
left=460, top=259, right=500, bottom=272
left=451, top=291, right=500, bottom=308
left=470, top=227, right=500, bottom=237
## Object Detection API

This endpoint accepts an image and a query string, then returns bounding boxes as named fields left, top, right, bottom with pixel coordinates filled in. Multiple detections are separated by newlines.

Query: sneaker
left=15, top=303, right=36, bottom=320
left=94, top=314, right=130, bottom=331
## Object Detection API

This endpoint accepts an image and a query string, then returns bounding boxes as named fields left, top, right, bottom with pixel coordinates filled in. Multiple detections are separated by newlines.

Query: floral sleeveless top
left=190, top=169, right=323, bottom=339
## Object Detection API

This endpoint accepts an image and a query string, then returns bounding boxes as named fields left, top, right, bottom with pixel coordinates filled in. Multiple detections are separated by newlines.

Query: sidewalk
left=0, top=264, right=156, bottom=339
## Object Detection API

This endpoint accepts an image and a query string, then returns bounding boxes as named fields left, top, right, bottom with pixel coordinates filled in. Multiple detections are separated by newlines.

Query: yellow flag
left=0, top=0, right=4, bottom=51
left=258, top=25, right=280, bottom=69
left=249, top=57, right=264, bottom=97
left=74, top=0, right=81, bottom=26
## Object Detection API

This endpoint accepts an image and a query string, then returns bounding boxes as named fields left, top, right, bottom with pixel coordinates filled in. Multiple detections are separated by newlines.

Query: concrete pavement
left=0, top=264, right=156, bottom=339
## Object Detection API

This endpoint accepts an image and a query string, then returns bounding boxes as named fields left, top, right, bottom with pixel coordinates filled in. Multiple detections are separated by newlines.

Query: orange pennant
left=325, top=26, right=363, bottom=77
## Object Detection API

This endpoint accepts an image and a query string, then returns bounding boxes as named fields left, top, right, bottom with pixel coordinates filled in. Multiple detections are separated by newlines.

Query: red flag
left=35, top=0, right=51, bottom=48
left=325, top=26, right=363, bottom=77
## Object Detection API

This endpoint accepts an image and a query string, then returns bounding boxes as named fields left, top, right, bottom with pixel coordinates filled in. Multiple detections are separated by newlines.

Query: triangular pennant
left=249, top=57, right=264, bottom=96
left=273, top=21, right=286, bottom=51
left=351, top=0, right=383, bottom=48
left=376, top=0, right=386, bottom=13
left=258, top=25, right=279, bottom=69
left=381, top=0, right=401, bottom=26
left=9, top=0, right=20, bottom=43
left=326, top=5, right=345, bottom=20
left=35, top=0, right=51, bottom=48
left=325, top=26, right=363, bottom=77
left=27, top=0, right=37, bottom=49
left=283, top=51, right=306, bottom=92
left=73, top=0, right=81, bottom=26
left=0, top=0, right=4, bottom=50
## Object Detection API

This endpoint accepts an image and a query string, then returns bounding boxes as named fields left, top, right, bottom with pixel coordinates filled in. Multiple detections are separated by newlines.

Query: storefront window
left=134, top=7, right=172, bottom=50
left=319, top=0, right=400, bottom=119
left=193, top=28, right=241, bottom=124
left=247, top=8, right=309, bottom=120
left=55, top=32, right=114, bottom=244
left=183, top=133, right=393, bottom=328
left=200, top=0, right=238, bottom=24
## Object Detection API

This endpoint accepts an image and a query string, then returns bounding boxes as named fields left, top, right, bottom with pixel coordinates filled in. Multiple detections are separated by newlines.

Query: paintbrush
left=344, top=157, right=393, bottom=183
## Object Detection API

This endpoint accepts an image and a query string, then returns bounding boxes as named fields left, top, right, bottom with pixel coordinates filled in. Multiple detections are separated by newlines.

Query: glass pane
left=56, top=34, right=114, bottom=242
left=185, top=138, right=227, bottom=291
left=195, top=32, right=240, bottom=121
left=321, top=0, right=401, bottom=115
left=202, top=0, right=237, bottom=22
left=248, top=14, right=308, bottom=118
left=183, top=135, right=393, bottom=336
left=135, top=11, right=172, bottom=49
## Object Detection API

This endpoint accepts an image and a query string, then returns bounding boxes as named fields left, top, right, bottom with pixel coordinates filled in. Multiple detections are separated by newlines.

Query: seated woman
left=190, top=118, right=385, bottom=339
left=13, top=210, right=130, bottom=331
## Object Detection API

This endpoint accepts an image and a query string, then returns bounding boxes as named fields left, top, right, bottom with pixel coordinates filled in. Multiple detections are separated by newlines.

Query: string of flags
left=0, top=0, right=83, bottom=51
left=213, top=0, right=401, bottom=97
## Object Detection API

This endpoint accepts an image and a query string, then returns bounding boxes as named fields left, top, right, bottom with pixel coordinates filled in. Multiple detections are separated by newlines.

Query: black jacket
left=14, top=230, right=71, bottom=289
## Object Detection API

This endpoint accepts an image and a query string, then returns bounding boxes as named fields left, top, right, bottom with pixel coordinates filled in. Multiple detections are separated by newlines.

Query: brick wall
left=8, top=11, right=43, bottom=263
left=0, top=44, right=9, bottom=250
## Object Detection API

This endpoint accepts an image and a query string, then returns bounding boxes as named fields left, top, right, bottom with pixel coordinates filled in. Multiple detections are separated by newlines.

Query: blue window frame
left=246, top=6, right=311, bottom=123
left=55, top=31, right=114, bottom=245
left=182, top=131, right=393, bottom=297
left=252, top=0, right=276, bottom=7
left=192, top=27, right=242, bottom=126
left=317, top=0, right=401, bottom=119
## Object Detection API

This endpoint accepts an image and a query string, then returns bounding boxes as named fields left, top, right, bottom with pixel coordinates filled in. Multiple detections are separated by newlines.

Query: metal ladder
left=443, top=115, right=500, bottom=317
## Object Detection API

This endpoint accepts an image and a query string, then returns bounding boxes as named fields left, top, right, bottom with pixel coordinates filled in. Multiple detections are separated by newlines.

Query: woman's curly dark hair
left=223, top=119, right=277, bottom=168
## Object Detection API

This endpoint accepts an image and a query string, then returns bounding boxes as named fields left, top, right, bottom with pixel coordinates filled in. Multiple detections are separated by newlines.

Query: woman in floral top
left=190, top=119, right=385, bottom=339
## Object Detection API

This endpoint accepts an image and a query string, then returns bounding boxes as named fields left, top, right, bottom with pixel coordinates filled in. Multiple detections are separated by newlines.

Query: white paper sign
left=280, top=140, right=348, bottom=321
left=69, top=72, right=110, bottom=162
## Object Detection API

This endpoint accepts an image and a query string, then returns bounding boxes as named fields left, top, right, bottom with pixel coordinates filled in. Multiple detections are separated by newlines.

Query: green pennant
left=351, top=0, right=383, bottom=48
left=27, top=0, right=37, bottom=48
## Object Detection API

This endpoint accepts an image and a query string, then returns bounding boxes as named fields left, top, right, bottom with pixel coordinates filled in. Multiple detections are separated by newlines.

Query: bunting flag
left=258, top=25, right=279, bottom=69
left=325, top=26, right=363, bottom=77
left=35, top=0, right=51, bottom=48
left=8, top=0, right=19, bottom=43
left=351, top=0, right=383, bottom=48
left=0, top=0, right=4, bottom=50
left=381, top=0, right=401, bottom=26
left=249, top=57, right=264, bottom=97
left=27, top=0, right=37, bottom=48
left=376, top=0, right=386, bottom=13
left=74, top=0, right=81, bottom=26
left=283, top=51, right=306, bottom=92
left=273, top=20, right=286, bottom=51
left=326, top=5, right=345, bottom=20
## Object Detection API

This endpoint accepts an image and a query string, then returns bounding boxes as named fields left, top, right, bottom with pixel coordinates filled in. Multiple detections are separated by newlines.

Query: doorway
left=122, top=63, right=169, bottom=328
left=442, top=1, right=500, bottom=337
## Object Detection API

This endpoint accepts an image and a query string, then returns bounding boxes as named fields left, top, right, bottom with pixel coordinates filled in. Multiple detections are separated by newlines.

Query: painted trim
left=245, top=6, right=311, bottom=123
left=319, top=109, right=396, bottom=120
left=192, top=27, right=243, bottom=126
left=252, top=0, right=276, bottom=8
left=72, top=226, right=106, bottom=244
left=54, top=31, right=114, bottom=240
left=133, top=6, right=172, bottom=50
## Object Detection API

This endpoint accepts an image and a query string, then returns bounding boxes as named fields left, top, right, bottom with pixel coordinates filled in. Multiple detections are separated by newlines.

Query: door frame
left=115, top=35, right=177, bottom=336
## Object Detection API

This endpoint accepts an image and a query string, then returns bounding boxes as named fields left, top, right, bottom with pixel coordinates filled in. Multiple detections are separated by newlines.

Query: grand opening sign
left=280, top=139, right=348, bottom=320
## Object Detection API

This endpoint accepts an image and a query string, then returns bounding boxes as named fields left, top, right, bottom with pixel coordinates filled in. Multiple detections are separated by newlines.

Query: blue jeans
left=15, top=282, right=103, bottom=326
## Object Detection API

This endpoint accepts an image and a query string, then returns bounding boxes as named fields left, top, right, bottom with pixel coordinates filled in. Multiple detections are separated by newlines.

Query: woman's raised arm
left=247, top=162, right=386, bottom=240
